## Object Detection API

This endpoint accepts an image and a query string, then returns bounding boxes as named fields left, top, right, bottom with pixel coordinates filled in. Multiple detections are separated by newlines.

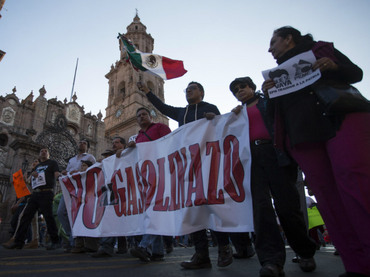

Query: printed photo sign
left=262, top=50, right=321, bottom=98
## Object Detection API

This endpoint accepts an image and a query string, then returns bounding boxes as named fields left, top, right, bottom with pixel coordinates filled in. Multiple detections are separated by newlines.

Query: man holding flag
left=136, top=81, right=233, bottom=269
left=119, top=31, right=233, bottom=269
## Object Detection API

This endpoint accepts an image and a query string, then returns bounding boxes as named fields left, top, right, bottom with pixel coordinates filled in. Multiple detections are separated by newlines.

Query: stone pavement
left=0, top=244, right=344, bottom=277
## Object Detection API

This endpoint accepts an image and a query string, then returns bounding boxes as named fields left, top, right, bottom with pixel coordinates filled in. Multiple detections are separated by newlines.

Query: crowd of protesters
left=2, top=25, right=370, bottom=277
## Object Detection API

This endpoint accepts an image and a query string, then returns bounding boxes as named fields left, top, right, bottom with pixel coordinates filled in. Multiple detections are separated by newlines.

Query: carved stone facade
left=104, top=14, right=169, bottom=141
left=0, top=87, right=108, bottom=242
left=0, top=14, right=169, bottom=243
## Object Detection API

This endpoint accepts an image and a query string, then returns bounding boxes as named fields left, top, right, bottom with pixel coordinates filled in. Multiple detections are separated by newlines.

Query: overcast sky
left=1, top=0, right=369, bottom=130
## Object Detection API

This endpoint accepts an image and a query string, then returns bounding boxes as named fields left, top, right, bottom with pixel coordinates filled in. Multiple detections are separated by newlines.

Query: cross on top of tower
left=134, top=9, right=140, bottom=22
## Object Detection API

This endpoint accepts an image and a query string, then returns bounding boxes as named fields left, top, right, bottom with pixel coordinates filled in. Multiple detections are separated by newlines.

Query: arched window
left=0, top=134, right=8, bottom=146
left=118, top=81, right=126, bottom=101
left=109, top=87, right=114, bottom=105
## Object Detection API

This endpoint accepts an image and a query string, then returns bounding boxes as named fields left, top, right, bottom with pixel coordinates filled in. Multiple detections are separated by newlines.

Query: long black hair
left=274, top=26, right=313, bottom=45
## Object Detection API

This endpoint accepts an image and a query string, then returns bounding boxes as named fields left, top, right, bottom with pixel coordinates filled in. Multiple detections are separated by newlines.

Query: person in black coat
left=262, top=26, right=370, bottom=277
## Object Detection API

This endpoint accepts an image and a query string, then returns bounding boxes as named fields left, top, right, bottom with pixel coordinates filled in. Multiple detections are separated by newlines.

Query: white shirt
left=306, top=196, right=316, bottom=208
left=66, top=153, right=96, bottom=173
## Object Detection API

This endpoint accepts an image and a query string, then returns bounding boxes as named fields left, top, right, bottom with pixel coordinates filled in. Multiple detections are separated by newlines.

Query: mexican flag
left=119, top=34, right=187, bottom=80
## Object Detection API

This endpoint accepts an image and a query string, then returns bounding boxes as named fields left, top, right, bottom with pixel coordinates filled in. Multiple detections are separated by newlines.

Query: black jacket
left=268, top=40, right=363, bottom=147
left=146, top=91, right=220, bottom=127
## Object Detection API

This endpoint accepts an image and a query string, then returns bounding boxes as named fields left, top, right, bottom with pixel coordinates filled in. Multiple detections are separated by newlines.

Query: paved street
left=0, top=244, right=344, bottom=277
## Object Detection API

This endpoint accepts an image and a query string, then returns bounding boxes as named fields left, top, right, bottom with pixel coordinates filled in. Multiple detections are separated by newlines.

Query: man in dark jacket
left=138, top=81, right=219, bottom=127
left=136, top=81, right=233, bottom=269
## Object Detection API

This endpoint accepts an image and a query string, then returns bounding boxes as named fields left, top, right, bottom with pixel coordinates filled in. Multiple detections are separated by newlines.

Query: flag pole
left=70, top=58, right=79, bottom=102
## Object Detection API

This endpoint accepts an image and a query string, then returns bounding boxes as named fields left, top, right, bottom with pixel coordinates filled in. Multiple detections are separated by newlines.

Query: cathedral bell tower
left=104, top=13, right=169, bottom=141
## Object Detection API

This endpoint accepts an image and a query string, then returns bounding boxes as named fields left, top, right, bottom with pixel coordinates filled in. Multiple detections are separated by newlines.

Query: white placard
left=262, top=50, right=321, bottom=98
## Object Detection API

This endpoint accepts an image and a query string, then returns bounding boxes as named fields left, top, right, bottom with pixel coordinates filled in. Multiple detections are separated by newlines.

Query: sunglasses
left=233, top=84, right=248, bottom=94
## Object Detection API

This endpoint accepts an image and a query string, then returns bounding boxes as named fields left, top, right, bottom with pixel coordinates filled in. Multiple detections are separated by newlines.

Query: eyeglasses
left=184, top=85, right=199, bottom=93
left=233, top=84, right=248, bottom=94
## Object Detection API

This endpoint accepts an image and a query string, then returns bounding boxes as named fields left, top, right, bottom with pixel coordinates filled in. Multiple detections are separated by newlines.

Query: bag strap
left=143, top=132, right=153, bottom=141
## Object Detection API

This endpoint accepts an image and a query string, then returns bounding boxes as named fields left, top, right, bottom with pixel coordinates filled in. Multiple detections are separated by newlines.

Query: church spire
left=124, top=12, right=154, bottom=53
left=133, top=9, right=140, bottom=22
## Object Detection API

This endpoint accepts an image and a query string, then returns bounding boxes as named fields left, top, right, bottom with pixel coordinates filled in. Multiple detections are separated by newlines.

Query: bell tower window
left=118, top=81, right=126, bottom=101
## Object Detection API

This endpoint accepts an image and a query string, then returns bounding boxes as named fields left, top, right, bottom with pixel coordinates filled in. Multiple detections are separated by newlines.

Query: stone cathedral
left=104, top=13, right=168, bottom=140
left=0, top=14, right=169, bottom=242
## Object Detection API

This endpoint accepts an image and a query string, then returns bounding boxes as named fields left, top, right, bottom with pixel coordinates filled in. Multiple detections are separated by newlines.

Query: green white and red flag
left=119, top=34, right=187, bottom=80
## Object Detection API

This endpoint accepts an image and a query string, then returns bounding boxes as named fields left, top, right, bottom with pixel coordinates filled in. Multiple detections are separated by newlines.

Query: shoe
left=130, top=247, right=150, bottom=262
left=2, top=237, right=15, bottom=248
left=62, top=242, right=72, bottom=252
left=91, top=249, right=112, bottom=258
left=116, top=248, right=127, bottom=254
left=85, top=247, right=97, bottom=253
left=299, top=257, right=316, bottom=272
left=24, top=239, right=39, bottom=249
left=246, top=245, right=256, bottom=257
left=217, top=244, right=233, bottom=267
left=166, top=245, right=174, bottom=254
left=334, top=249, right=340, bottom=256
left=180, top=252, right=212, bottom=269
left=233, top=245, right=255, bottom=259
left=292, top=256, right=300, bottom=263
left=260, top=264, right=285, bottom=277
left=150, top=253, right=165, bottom=262
left=2, top=241, right=23, bottom=249
left=71, top=246, right=86, bottom=253
left=46, top=242, right=60, bottom=250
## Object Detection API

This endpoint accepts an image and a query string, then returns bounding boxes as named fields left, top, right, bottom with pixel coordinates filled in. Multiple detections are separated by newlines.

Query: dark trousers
left=251, top=143, right=316, bottom=267
left=10, top=204, right=25, bottom=234
left=192, top=229, right=229, bottom=256
left=15, top=191, right=59, bottom=244
left=10, top=203, right=32, bottom=241
left=117, top=236, right=127, bottom=250
left=162, top=235, right=173, bottom=248
left=229, top=232, right=253, bottom=253
left=309, top=225, right=325, bottom=245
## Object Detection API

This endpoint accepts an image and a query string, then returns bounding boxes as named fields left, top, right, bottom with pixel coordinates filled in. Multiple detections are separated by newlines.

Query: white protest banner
left=60, top=109, right=253, bottom=237
left=262, top=50, right=321, bottom=98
